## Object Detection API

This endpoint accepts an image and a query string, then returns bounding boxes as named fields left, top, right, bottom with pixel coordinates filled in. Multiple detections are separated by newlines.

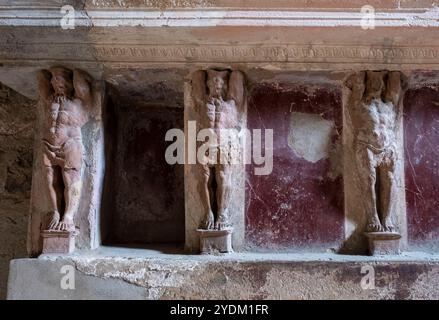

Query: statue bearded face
left=365, top=71, right=386, bottom=103
left=50, top=69, right=73, bottom=97
left=207, top=70, right=228, bottom=99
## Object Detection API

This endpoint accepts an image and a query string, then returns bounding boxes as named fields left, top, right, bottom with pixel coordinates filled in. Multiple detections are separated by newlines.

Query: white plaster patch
left=288, top=112, right=335, bottom=163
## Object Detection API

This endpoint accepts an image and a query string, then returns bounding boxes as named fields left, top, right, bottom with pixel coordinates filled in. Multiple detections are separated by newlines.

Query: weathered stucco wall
left=0, top=83, right=35, bottom=299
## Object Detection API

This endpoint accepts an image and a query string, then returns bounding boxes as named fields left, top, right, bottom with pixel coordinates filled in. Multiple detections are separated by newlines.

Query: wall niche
left=245, top=80, right=344, bottom=251
left=100, top=81, right=185, bottom=247
left=404, top=83, right=439, bottom=250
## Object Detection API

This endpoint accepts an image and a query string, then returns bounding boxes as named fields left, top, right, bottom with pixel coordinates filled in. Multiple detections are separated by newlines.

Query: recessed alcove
left=100, top=74, right=185, bottom=247
left=404, top=76, right=439, bottom=251
left=244, top=71, right=345, bottom=252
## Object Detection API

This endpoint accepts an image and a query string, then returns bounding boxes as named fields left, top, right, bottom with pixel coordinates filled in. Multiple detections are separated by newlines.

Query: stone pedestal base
left=41, top=230, right=76, bottom=254
left=197, top=228, right=233, bottom=254
left=365, top=232, right=401, bottom=255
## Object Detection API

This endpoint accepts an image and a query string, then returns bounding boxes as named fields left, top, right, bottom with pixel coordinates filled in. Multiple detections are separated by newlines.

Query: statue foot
left=366, top=218, right=382, bottom=232
left=57, top=216, right=75, bottom=232
left=383, top=221, right=396, bottom=232
left=47, top=211, right=60, bottom=230
left=215, top=213, right=229, bottom=230
left=200, top=212, right=215, bottom=230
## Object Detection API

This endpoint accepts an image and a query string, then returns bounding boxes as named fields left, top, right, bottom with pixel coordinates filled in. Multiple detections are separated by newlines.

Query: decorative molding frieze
left=1, top=43, right=439, bottom=66
left=90, top=44, right=439, bottom=63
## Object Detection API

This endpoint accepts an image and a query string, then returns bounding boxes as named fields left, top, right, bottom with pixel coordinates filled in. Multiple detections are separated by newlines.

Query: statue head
left=207, top=70, right=228, bottom=99
left=365, top=71, right=386, bottom=103
left=50, top=67, right=73, bottom=97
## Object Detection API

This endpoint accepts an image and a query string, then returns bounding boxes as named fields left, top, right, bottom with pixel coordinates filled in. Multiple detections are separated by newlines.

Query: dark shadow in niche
left=99, top=94, right=117, bottom=245
left=100, top=100, right=185, bottom=249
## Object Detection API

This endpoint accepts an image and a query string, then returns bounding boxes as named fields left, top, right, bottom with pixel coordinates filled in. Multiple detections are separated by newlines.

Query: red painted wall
left=245, top=84, right=344, bottom=250
left=404, top=85, right=439, bottom=244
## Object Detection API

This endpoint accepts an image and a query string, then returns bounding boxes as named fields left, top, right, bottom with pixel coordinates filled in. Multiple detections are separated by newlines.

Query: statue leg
left=43, top=148, right=63, bottom=230
left=199, top=164, right=214, bottom=229
left=58, top=168, right=81, bottom=231
left=378, top=151, right=397, bottom=232
left=215, top=163, right=232, bottom=230
left=57, top=139, right=83, bottom=232
left=44, top=165, right=63, bottom=230
left=356, top=147, right=381, bottom=232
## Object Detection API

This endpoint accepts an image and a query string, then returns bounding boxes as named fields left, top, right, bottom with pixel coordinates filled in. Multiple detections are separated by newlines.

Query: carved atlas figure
left=191, top=69, right=245, bottom=230
left=37, top=67, right=98, bottom=232
left=345, top=71, right=407, bottom=233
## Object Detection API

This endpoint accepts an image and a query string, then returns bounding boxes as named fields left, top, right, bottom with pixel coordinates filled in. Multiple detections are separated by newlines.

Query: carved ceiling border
left=1, top=43, right=439, bottom=67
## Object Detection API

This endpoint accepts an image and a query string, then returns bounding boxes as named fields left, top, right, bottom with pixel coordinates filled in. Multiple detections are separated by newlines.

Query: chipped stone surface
left=7, top=249, right=439, bottom=300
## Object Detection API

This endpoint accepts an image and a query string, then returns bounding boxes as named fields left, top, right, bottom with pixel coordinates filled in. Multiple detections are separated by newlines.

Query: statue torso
left=197, top=96, right=240, bottom=165
left=42, top=96, right=88, bottom=146
left=201, top=97, right=238, bottom=131
left=357, top=99, right=396, bottom=150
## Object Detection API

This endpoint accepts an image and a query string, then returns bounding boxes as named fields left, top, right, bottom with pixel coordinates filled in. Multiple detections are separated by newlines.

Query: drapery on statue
left=345, top=71, right=407, bottom=233
left=192, top=69, right=245, bottom=230
left=37, top=67, right=98, bottom=232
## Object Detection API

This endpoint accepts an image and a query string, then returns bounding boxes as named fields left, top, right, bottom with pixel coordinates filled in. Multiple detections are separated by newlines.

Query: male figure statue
left=37, top=67, right=96, bottom=232
left=192, top=69, right=245, bottom=230
left=345, top=71, right=406, bottom=233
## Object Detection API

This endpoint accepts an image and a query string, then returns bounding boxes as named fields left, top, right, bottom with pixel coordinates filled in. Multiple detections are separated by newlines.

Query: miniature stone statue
left=192, top=69, right=245, bottom=230
left=345, top=71, right=407, bottom=233
left=37, top=67, right=97, bottom=232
